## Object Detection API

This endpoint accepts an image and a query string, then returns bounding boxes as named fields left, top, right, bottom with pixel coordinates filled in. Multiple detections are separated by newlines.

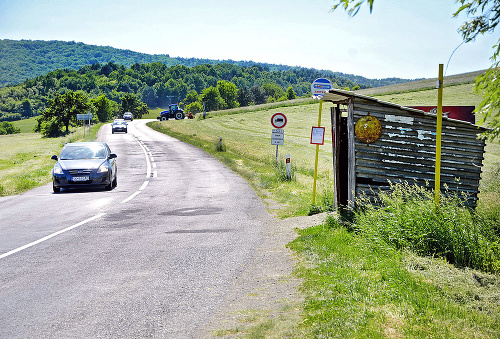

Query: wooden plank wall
left=352, top=98, right=485, bottom=206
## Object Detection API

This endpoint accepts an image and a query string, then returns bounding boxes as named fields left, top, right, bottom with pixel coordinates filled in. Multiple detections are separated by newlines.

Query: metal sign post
left=310, top=78, right=332, bottom=205
left=271, top=129, right=284, bottom=165
left=435, top=64, right=444, bottom=208
left=271, top=113, right=287, bottom=166
left=77, top=113, right=93, bottom=137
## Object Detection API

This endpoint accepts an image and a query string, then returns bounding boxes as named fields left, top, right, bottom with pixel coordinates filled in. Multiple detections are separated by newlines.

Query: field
left=0, top=121, right=102, bottom=196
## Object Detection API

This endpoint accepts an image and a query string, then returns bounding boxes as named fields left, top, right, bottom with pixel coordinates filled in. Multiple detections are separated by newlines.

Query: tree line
left=0, top=61, right=366, bottom=123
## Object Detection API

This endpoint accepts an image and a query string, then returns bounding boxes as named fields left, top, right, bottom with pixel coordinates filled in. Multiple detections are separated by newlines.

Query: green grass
left=0, top=122, right=103, bottom=196
left=288, top=220, right=500, bottom=338
left=349, top=182, right=500, bottom=273
left=11, top=116, right=39, bottom=133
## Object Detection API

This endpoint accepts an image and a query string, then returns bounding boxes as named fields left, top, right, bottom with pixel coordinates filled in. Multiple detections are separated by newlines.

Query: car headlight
left=98, top=163, right=109, bottom=173
left=53, top=163, right=63, bottom=175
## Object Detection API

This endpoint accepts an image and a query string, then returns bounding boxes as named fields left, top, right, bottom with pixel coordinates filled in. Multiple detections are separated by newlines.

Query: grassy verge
left=0, top=120, right=103, bottom=196
left=288, top=218, right=500, bottom=338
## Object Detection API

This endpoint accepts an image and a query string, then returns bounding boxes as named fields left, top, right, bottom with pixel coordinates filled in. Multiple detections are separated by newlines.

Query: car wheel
left=112, top=130, right=115, bottom=134
left=175, top=111, right=185, bottom=120
left=53, top=183, right=60, bottom=193
left=105, top=175, right=113, bottom=191
left=125, top=129, right=127, bottom=133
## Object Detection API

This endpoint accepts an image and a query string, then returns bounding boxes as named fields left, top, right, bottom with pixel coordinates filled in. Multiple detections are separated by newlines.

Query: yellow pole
left=435, top=64, right=444, bottom=207
left=312, top=100, right=323, bottom=204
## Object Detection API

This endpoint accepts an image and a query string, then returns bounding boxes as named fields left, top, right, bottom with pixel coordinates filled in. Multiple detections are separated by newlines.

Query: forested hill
left=0, top=39, right=415, bottom=88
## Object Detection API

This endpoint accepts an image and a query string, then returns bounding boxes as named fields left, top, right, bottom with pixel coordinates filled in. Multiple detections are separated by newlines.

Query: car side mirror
left=51, top=155, right=58, bottom=161
left=109, top=154, right=117, bottom=159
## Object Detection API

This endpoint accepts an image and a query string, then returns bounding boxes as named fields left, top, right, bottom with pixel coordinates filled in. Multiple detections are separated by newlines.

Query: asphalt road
left=0, top=120, right=269, bottom=338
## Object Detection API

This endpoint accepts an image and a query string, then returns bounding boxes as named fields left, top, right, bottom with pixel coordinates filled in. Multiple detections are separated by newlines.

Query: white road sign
left=311, top=78, right=333, bottom=99
left=271, top=113, right=287, bottom=129
left=77, top=113, right=93, bottom=120
left=271, top=129, right=284, bottom=145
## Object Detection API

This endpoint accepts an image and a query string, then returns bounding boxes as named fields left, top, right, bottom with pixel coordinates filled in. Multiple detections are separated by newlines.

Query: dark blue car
left=51, top=142, right=117, bottom=193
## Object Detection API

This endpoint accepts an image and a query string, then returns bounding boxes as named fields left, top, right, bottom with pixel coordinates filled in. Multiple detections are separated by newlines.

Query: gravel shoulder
left=200, top=211, right=329, bottom=337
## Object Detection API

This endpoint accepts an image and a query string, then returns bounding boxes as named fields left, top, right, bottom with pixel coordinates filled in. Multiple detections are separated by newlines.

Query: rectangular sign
left=77, top=114, right=93, bottom=120
left=409, top=106, right=475, bottom=124
left=271, top=129, right=284, bottom=145
left=310, top=127, right=325, bottom=145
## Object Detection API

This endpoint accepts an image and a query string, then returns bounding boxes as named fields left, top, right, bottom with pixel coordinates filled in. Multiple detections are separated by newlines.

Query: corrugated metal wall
left=352, top=98, right=485, bottom=206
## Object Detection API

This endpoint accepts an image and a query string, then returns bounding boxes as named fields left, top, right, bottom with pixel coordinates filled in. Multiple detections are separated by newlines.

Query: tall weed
left=349, top=182, right=500, bottom=273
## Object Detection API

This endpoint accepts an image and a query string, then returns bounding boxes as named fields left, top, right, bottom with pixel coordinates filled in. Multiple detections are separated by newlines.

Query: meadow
left=0, top=121, right=102, bottom=196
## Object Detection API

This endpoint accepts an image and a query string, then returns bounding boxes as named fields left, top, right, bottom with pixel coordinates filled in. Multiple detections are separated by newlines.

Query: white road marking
left=0, top=213, right=105, bottom=260
left=139, top=181, right=149, bottom=191
left=120, top=134, right=157, bottom=204
left=121, top=191, right=140, bottom=203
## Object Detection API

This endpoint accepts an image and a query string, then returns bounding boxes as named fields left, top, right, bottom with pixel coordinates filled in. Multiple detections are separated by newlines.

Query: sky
left=0, top=0, right=498, bottom=80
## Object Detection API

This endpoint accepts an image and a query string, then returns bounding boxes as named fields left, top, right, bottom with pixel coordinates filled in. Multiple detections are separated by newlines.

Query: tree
left=286, top=86, right=297, bottom=100
left=120, top=93, right=148, bottom=119
left=455, top=0, right=500, bottom=139
left=0, top=121, right=20, bottom=135
left=331, top=0, right=500, bottom=139
left=237, top=86, right=254, bottom=107
left=263, top=83, right=285, bottom=102
left=250, top=85, right=267, bottom=104
left=21, top=99, right=32, bottom=118
left=184, top=90, right=200, bottom=106
left=36, top=91, right=91, bottom=137
left=185, top=101, right=203, bottom=114
left=139, top=85, right=158, bottom=108
left=217, top=80, right=239, bottom=109
left=92, top=95, right=116, bottom=122
left=201, top=86, right=225, bottom=112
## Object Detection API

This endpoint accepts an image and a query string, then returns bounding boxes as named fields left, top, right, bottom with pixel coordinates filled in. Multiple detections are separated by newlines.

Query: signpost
left=271, top=112, right=287, bottom=129
left=310, top=126, right=326, bottom=145
left=271, top=129, right=284, bottom=145
left=311, top=78, right=332, bottom=204
left=311, top=78, right=333, bottom=99
left=270, top=113, right=287, bottom=165
left=435, top=64, right=444, bottom=208
left=77, top=113, right=93, bottom=136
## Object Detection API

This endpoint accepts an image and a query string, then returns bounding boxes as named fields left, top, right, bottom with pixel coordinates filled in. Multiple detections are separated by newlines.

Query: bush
left=39, top=117, right=64, bottom=137
left=0, top=121, right=21, bottom=135
left=185, top=101, right=203, bottom=114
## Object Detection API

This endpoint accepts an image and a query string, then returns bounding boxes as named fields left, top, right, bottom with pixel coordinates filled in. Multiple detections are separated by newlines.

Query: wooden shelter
left=321, top=89, right=487, bottom=208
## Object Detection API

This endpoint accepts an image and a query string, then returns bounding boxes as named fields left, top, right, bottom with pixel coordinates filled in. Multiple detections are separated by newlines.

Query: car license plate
left=72, top=176, right=89, bottom=182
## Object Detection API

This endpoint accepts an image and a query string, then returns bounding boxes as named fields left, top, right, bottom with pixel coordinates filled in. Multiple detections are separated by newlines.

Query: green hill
left=0, top=39, right=416, bottom=88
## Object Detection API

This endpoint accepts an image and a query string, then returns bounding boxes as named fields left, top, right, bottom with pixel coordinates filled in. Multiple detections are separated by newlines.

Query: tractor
left=157, top=104, right=185, bottom=121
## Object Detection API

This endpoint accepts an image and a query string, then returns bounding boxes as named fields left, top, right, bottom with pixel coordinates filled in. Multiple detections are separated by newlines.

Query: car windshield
left=59, top=144, right=106, bottom=160
left=114, top=121, right=126, bottom=125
